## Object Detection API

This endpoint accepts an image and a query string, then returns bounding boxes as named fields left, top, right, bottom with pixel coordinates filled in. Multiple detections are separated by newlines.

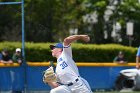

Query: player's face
left=51, top=48, right=62, bottom=58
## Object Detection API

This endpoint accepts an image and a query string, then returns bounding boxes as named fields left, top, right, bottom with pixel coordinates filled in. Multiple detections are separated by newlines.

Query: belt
left=67, top=78, right=79, bottom=86
left=57, top=78, right=79, bottom=86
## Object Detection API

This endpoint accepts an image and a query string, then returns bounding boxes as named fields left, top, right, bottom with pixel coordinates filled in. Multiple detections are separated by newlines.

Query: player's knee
left=50, top=88, right=59, bottom=93
left=50, top=89, right=55, bottom=93
left=50, top=86, right=71, bottom=93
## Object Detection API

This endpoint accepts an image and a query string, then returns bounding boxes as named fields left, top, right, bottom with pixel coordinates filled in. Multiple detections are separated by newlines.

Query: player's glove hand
left=43, top=66, right=57, bottom=83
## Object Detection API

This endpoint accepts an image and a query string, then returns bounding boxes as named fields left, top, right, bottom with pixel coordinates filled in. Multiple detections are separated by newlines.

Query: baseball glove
left=43, top=66, right=57, bottom=83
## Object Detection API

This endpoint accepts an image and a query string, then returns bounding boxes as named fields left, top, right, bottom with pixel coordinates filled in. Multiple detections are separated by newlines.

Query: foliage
left=0, top=42, right=137, bottom=62
left=0, top=0, right=140, bottom=46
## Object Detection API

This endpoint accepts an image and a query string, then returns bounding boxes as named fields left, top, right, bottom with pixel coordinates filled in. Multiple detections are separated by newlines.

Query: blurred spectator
left=12, top=48, right=22, bottom=64
left=113, top=51, right=127, bottom=63
left=0, top=49, right=13, bottom=63
left=136, top=46, right=140, bottom=69
left=12, top=48, right=22, bottom=93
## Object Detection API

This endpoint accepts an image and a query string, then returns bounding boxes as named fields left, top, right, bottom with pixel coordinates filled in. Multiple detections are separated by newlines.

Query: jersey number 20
left=60, top=61, right=68, bottom=69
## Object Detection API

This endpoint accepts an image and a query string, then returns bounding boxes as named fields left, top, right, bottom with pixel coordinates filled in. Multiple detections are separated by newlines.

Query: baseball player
left=44, top=35, right=92, bottom=93
left=136, top=46, right=140, bottom=69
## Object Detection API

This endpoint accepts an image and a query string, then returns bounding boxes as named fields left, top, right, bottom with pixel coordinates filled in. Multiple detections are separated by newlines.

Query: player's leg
left=50, top=85, right=72, bottom=93
left=71, top=78, right=92, bottom=93
left=81, top=78, right=92, bottom=92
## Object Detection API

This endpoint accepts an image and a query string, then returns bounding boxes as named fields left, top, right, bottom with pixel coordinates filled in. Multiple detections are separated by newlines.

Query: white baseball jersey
left=55, top=45, right=80, bottom=84
left=51, top=44, right=92, bottom=93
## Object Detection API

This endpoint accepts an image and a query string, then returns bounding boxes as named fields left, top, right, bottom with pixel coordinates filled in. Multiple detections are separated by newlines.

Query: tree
left=0, top=0, right=140, bottom=47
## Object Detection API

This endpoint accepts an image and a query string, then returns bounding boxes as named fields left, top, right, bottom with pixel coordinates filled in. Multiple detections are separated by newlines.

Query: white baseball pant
left=50, top=77, right=92, bottom=93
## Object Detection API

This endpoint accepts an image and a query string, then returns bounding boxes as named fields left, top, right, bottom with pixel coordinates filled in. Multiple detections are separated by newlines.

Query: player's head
left=50, top=43, right=63, bottom=50
left=50, top=43, right=63, bottom=58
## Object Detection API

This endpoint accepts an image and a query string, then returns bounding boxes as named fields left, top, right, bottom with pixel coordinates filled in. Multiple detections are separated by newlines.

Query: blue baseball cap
left=50, top=43, right=63, bottom=50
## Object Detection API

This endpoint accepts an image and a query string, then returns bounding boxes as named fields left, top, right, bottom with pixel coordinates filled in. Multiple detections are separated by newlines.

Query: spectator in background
left=12, top=48, right=22, bottom=93
left=136, top=46, right=140, bottom=69
left=113, top=51, right=127, bottom=63
left=0, top=49, right=13, bottom=63
left=12, top=48, right=22, bottom=64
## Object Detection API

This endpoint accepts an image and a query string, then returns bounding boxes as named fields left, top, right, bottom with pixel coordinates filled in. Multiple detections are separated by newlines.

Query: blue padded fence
left=0, top=63, right=135, bottom=91
left=0, top=67, right=24, bottom=91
